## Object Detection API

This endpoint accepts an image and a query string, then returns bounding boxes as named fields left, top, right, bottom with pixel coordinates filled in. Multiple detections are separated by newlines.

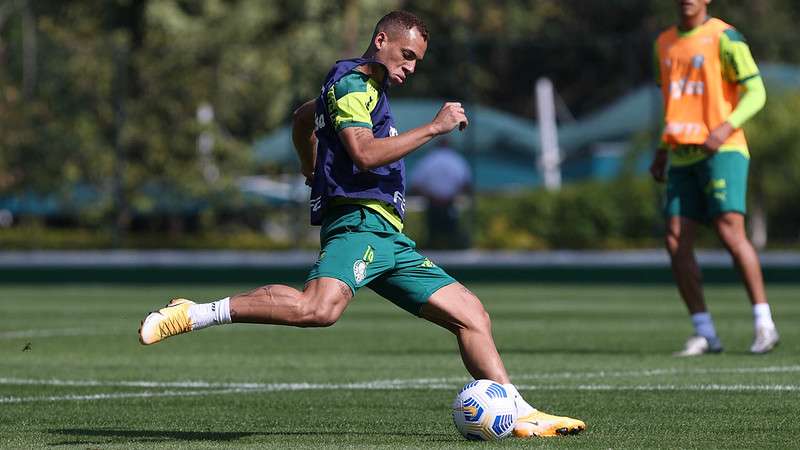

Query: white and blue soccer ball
left=451, top=379, right=518, bottom=441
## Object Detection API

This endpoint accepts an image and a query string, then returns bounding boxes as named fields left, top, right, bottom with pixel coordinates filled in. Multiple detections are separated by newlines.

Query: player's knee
left=296, top=309, right=336, bottom=327
left=296, top=296, right=341, bottom=327
left=310, top=308, right=340, bottom=327
left=717, top=231, right=735, bottom=249
left=715, top=224, right=743, bottom=249
left=461, top=300, right=492, bottom=334
left=664, top=233, right=680, bottom=256
left=301, top=316, right=336, bottom=328
left=665, top=232, right=691, bottom=259
left=474, top=307, right=492, bottom=334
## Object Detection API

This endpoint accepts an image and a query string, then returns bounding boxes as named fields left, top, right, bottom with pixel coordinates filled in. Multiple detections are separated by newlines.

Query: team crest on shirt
left=353, top=245, right=375, bottom=284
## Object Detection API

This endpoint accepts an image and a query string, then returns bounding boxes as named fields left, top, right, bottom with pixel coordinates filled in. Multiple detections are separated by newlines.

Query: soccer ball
left=451, top=379, right=518, bottom=441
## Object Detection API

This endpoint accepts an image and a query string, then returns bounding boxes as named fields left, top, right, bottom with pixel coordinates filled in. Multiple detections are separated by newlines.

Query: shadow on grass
left=365, top=347, right=647, bottom=356
left=48, top=428, right=454, bottom=445
left=48, top=429, right=255, bottom=446
left=498, top=347, right=648, bottom=356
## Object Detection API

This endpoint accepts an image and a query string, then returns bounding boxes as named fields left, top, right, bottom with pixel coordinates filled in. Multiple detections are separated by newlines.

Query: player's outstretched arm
left=339, top=102, right=468, bottom=171
left=292, top=99, right=318, bottom=181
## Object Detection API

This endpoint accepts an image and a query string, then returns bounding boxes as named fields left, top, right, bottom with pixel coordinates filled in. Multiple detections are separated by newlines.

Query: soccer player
left=650, top=0, right=778, bottom=355
left=138, top=11, right=584, bottom=438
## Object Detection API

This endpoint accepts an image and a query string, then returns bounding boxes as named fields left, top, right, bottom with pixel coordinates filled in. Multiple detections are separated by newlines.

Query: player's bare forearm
left=339, top=123, right=440, bottom=170
left=340, top=102, right=468, bottom=171
left=292, top=100, right=317, bottom=179
left=703, top=121, right=734, bottom=153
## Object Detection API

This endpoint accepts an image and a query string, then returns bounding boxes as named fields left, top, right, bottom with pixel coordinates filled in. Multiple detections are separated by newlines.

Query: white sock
left=503, top=383, right=536, bottom=417
left=753, top=303, right=775, bottom=329
left=691, top=312, right=717, bottom=340
left=188, top=297, right=232, bottom=330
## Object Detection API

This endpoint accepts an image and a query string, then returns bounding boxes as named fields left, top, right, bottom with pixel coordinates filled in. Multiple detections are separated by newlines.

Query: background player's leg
left=665, top=216, right=706, bottom=313
left=229, top=277, right=353, bottom=327
left=713, top=212, right=766, bottom=305
left=419, top=282, right=509, bottom=383
left=713, top=212, right=778, bottom=353
left=665, top=216, right=721, bottom=355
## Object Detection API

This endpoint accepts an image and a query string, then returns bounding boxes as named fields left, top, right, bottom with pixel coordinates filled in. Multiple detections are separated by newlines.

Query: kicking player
left=138, top=11, right=584, bottom=437
left=650, top=0, right=778, bottom=355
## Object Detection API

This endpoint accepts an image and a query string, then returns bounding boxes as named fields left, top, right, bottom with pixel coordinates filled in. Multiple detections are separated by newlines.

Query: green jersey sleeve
left=720, top=28, right=760, bottom=83
left=326, top=71, right=380, bottom=132
left=727, top=75, right=766, bottom=129
left=719, top=29, right=766, bottom=128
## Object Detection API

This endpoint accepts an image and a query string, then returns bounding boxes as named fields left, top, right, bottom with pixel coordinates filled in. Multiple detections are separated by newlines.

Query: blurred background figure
left=650, top=0, right=778, bottom=356
left=409, top=138, right=472, bottom=249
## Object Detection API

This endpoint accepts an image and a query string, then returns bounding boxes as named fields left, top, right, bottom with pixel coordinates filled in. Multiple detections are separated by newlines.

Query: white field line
left=0, top=388, right=249, bottom=404
left=2, top=383, right=799, bottom=404
left=0, top=378, right=453, bottom=390
left=1, top=365, right=799, bottom=391
left=510, top=365, right=800, bottom=380
left=2, top=365, right=800, bottom=403
left=515, top=384, right=800, bottom=392
left=370, top=365, right=800, bottom=385
left=0, top=328, right=115, bottom=339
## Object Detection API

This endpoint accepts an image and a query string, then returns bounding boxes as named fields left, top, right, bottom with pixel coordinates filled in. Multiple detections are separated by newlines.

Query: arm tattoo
left=351, top=127, right=373, bottom=143
left=459, top=284, right=476, bottom=299
left=338, top=281, right=353, bottom=300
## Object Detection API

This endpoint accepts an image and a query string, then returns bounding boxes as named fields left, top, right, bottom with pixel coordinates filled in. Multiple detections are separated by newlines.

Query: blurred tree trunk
left=111, top=37, right=130, bottom=244
left=0, top=1, right=19, bottom=68
left=21, top=0, right=36, bottom=99
left=750, top=190, right=767, bottom=250
left=342, top=0, right=359, bottom=57
left=108, top=0, right=146, bottom=244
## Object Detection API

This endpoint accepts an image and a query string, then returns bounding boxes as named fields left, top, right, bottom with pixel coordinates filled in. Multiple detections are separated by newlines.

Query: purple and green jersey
left=310, top=58, right=406, bottom=230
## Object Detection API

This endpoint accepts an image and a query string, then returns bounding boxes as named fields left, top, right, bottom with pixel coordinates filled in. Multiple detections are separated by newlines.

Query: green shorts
left=666, top=151, right=749, bottom=223
left=306, top=205, right=456, bottom=316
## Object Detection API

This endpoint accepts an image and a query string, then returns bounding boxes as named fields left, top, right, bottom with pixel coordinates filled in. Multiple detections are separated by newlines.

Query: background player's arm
left=292, top=100, right=317, bottom=181
left=340, top=102, right=467, bottom=171
left=705, top=29, right=767, bottom=152
left=650, top=39, right=668, bottom=182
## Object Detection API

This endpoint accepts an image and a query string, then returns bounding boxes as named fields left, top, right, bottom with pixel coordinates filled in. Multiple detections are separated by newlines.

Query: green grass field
left=1, top=283, right=798, bottom=449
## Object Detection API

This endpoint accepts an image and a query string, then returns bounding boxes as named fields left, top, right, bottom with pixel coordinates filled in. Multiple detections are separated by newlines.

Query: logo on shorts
left=419, top=258, right=436, bottom=268
left=353, top=245, right=374, bottom=284
left=707, top=179, right=727, bottom=202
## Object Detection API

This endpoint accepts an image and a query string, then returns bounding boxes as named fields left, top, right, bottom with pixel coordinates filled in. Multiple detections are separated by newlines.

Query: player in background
left=138, top=11, right=584, bottom=437
left=650, top=0, right=778, bottom=355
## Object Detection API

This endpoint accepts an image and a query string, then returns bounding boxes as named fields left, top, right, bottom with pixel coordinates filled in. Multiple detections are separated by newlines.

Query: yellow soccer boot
left=513, top=410, right=586, bottom=437
left=138, top=299, right=195, bottom=345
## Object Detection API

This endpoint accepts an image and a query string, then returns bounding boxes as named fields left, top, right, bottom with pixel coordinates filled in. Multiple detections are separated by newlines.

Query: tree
left=744, top=89, right=800, bottom=246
